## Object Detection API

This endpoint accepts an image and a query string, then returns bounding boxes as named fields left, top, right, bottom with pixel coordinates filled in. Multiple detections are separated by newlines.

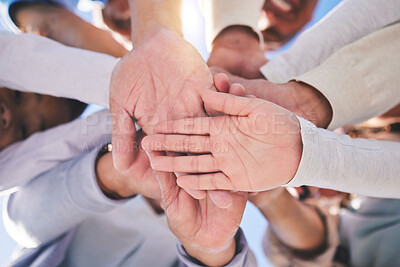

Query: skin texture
left=261, top=0, right=319, bottom=50
left=147, top=150, right=248, bottom=267
left=14, top=2, right=128, bottom=57
left=142, top=89, right=303, bottom=192
left=109, top=28, right=213, bottom=171
left=102, top=0, right=131, bottom=39
left=95, top=130, right=161, bottom=200
left=0, top=88, right=81, bottom=151
left=208, top=26, right=268, bottom=79
left=211, top=69, right=333, bottom=128
left=249, top=188, right=326, bottom=252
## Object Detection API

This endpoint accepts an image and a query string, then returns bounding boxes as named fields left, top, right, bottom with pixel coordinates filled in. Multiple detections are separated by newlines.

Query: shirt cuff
left=64, top=147, right=129, bottom=213
left=176, top=228, right=250, bottom=267
left=284, top=116, right=318, bottom=188
left=199, top=0, right=264, bottom=51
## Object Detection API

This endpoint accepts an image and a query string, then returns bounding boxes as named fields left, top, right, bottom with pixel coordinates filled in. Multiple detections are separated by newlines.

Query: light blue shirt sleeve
left=177, top=228, right=257, bottom=267
left=3, top=146, right=128, bottom=248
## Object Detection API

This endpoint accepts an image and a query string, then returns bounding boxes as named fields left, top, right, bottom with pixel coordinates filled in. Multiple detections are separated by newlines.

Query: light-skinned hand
left=142, top=89, right=303, bottom=192
left=147, top=149, right=247, bottom=266
left=208, top=26, right=267, bottom=79
left=109, top=28, right=214, bottom=172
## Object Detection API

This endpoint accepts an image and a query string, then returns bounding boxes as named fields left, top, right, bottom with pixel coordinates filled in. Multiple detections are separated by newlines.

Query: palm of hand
left=110, top=29, right=214, bottom=170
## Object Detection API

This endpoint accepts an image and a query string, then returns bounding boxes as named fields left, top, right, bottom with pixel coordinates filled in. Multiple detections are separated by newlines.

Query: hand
left=110, top=28, right=214, bottom=171
left=96, top=130, right=161, bottom=200
left=147, top=150, right=247, bottom=266
left=208, top=26, right=268, bottom=79
left=142, top=90, right=303, bottom=192
left=261, top=0, right=318, bottom=49
left=212, top=71, right=332, bottom=128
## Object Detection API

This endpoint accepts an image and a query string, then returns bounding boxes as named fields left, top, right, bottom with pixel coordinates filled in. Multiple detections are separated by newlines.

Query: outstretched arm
left=143, top=89, right=400, bottom=198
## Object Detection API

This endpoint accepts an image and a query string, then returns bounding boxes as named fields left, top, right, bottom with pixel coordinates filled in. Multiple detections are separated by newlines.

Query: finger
left=201, top=90, right=259, bottom=117
left=142, top=134, right=211, bottom=153
left=145, top=150, right=178, bottom=202
left=150, top=154, right=220, bottom=173
left=110, top=105, right=137, bottom=171
left=177, top=172, right=235, bottom=191
left=153, top=117, right=212, bottom=135
left=184, top=188, right=207, bottom=200
left=208, top=190, right=233, bottom=209
left=229, top=83, right=246, bottom=96
left=214, top=73, right=230, bottom=93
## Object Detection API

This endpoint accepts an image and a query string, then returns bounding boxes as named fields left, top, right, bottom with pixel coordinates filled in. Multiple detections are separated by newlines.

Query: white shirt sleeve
left=3, top=146, right=126, bottom=248
left=261, top=0, right=400, bottom=83
left=0, top=109, right=111, bottom=193
left=294, top=22, right=400, bottom=130
left=198, top=0, right=264, bottom=51
left=0, top=32, right=118, bottom=108
left=287, top=116, right=400, bottom=199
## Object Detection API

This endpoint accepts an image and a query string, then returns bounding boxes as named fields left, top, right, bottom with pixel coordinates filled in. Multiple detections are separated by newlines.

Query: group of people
left=0, top=0, right=399, bottom=266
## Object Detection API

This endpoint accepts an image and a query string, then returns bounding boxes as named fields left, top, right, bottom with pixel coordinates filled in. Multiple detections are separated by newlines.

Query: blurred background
left=0, top=0, right=341, bottom=265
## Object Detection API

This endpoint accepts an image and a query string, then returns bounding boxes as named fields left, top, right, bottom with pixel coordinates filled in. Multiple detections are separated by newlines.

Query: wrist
left=212, top=26, right=260, bottom=51
left=285, top=81, right=333, bottom=128
left=183, top=239, right=236, bottom=267
left=131, top=1, right=183, bottom=46
left=249, top=187, right=286, bottom=209
left=95, top=147, right=137, bottom=199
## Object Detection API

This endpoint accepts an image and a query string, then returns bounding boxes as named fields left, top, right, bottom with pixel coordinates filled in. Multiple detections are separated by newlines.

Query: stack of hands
left=102, top=16, right=330, bottom=265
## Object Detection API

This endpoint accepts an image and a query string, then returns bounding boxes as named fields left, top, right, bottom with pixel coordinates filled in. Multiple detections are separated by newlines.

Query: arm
left=0, top=109, right=111, bottom=193
left=3, top=147, right=124, bottom=248
left=249, top=188, right=325, bottom=252
left=110, top=0, right=215, bottom=170
left=177, top=228, right=257, bottom=267
left=13, top=2, right=128, bottom=57
left=143, top=90, right=400, bottom=198
left=198, top=0, right=264, bottom=51
left=218, top=21, right=400, bottom=130
left=261, top=0, right=400, bottom=83
left=0, top=32, right=117, bottom=108
left=293, top=22, right=400, bottom=130
left=200, top=0, right=267, bottom=79
left=4, top=134, right=160, bottom=247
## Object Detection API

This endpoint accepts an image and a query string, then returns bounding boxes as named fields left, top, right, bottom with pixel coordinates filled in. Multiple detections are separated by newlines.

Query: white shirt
left=0, top=0, right=399, bottom=197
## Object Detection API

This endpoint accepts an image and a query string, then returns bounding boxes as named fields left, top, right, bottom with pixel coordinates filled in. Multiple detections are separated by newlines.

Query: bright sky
left=0, top=0, right=342, bottom=265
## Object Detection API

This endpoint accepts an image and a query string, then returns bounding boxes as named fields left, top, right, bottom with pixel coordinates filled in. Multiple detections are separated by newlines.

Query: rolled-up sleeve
left=198, top=0, right=263, bottom=51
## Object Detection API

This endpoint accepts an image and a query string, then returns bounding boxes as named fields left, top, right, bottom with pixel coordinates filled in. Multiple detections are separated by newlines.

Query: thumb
left=201, top=90, right=258, bottom=117
left=110, top=103, right=138, bottom=171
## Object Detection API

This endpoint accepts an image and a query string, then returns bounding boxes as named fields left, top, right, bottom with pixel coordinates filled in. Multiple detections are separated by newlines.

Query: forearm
left=177, top=228, right=257, bottom=267
left=130, top=0, right=182, bottom=45
left=254, top=189, right=325, bottom=251
left=0, top=32, right=117, bottom=107
left=261, top=0, right=400, bottom=83
left=288, top=117, right=400, bottom=198
left=199, top=0, right=263, bottom=50
left=15, top=3, right=128, bottom=57
left=294, top=22, right=400, bottom=130
left=3, top=148, right=126, bottom=247
left=182, top=240, right=236, bottom=267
